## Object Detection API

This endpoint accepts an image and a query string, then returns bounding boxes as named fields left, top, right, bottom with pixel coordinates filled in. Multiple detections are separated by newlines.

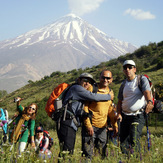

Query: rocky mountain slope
left=0, top=14, right=137, bottom=92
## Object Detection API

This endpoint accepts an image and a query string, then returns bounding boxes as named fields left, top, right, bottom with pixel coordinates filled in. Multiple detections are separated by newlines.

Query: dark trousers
left=56, top=121, right=76, bottom=155
left=120, top=112, right=145, bottom=155
left=82, top=126, right=107, bottom=159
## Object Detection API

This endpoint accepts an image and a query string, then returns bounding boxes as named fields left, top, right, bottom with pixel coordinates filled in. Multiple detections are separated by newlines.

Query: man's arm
left=117, top=99, right=122, bottom=121
left=143, top=90, right=154, bottom=114
left=141, top=76, right=154, bottom=114
left=83, top=102, right=94, bottom=136
left=74, top=85, right=114, bottom=102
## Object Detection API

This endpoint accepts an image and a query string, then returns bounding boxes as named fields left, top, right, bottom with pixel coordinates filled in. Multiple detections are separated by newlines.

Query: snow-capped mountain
left=0, top=14, right=137, bottom=93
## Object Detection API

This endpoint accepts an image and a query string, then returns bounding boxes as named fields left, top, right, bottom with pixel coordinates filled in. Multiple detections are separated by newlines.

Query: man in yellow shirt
left=82, top=70, right=118, bottom=160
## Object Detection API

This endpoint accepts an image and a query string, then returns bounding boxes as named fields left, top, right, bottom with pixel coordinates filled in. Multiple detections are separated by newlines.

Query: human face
left=36, top=131, right=43, bottom=139
left=80, top=78, right=91, bottom=90
left=27, top=104, right=36, bottom=115
left=123, top=64, right=136, bottom=81
left=100, top=71, right=113, bottom=88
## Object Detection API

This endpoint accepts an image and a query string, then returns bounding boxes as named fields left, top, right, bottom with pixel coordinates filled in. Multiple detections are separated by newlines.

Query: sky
left=0, top=0, right=162, bottom=47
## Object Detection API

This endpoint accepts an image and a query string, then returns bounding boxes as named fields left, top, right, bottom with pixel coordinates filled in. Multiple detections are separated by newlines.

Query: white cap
left=123, top=60, right=136, bottom=67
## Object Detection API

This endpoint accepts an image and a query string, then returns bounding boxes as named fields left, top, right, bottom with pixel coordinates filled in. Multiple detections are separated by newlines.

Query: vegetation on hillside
left=0, top=126, right=162, bottom=162
left=0, top=41, right=163, bottom=129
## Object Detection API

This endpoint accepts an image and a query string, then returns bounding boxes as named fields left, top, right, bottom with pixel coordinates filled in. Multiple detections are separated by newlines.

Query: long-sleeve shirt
left=84, top=85, right=118, bottom=129
left=15, top=105, right=35, bottom=142
left=62, top=84, right=112, bottom=131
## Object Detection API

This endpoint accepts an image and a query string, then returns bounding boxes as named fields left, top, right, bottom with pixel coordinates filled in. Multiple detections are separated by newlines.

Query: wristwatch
left=147, top=100, right=153, bottom=104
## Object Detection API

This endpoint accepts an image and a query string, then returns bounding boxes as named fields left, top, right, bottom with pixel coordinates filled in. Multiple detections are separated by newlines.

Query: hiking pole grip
left=146, top=113, right=150, bottom=151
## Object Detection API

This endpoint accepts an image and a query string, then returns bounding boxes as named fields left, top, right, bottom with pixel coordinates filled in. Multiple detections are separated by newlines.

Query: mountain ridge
left=0, top=14, right=137, bottom=93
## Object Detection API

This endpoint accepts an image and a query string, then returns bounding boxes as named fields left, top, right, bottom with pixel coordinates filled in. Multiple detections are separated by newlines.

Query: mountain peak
left=0, top=14, right=137, bottom=93
left=64, top=13, right=81, bottom=19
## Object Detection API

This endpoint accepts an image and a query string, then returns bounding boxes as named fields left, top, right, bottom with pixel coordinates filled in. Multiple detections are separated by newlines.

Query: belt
left=122, top=108, right=144, bottom=115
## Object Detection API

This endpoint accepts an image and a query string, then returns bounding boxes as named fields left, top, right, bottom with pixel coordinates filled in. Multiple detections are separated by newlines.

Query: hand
left=116, top=113, right=122, bottom=122
left=109, top=90, right=114, bottom=101
left=16, top=97, right=22, bottom=102
left=145, top=102, right=154, bottom=114
left=87, top=127, right=94, bottom=136
left=31, top=142, right=35, bottom=148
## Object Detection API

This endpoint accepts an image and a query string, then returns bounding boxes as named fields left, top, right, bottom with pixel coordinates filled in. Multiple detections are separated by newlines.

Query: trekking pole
left=117, top=119, right=120, bottom=147
left=145, top=114, right=150, bottom=151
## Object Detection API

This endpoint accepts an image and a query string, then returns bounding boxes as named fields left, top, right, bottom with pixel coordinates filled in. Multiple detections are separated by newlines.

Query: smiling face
left=36, top=131, right=43, bottom=139
left=79, top=78, right=91, bottom=90
left=99, top=70, right=113, bottom=89
left=27, top=104, right=37, bottom=115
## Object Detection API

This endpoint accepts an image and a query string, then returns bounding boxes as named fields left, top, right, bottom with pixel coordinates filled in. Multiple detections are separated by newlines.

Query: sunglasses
left=101, top=76, right=112, bottom=80
left=29, top=106, right=36, bottom=111
left=82, top=78, right=91, bottom=83
left=123, top=65, right=134, bottom=70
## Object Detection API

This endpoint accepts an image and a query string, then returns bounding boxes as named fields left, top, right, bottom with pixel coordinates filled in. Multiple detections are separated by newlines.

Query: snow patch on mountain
left=0, top=13, right=137, bottom=93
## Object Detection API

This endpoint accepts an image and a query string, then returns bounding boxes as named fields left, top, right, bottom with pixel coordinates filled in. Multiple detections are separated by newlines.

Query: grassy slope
left=0, top=41, right=162, bottom=127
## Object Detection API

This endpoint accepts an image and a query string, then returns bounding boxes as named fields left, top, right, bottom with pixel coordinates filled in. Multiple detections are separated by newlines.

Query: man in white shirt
left=117, top=60, right=154, bottom=155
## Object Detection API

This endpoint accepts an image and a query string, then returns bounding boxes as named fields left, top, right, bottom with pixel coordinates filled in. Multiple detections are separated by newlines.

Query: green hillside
left=0, top=41, right=163, bottom=128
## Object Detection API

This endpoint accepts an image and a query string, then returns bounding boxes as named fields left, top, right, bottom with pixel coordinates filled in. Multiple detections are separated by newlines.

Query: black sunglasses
left=82, top=78, right=91, bottom=83
left=123, top=65, right=134, bottom=70
left=101, top=76, right=112, bottom=80
left=29, top=106, right=36, bottom=111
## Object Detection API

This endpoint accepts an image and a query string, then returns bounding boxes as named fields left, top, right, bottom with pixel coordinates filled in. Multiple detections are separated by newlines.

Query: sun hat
left=123, top=60, right=136, bottom=67
left=79, top=73, right=96, bottom=84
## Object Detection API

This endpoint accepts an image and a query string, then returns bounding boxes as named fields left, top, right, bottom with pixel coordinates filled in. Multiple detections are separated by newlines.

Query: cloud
left=124, top=8, right=156, bottom=20
left=68, top=0, right=105, bottom=16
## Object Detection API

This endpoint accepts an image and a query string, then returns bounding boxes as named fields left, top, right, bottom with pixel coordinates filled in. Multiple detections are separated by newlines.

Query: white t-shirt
left=122, top=77, right=146, bottom=113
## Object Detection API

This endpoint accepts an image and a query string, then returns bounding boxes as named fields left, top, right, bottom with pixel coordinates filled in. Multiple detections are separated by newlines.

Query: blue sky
left=0, top=0, right=162, bottom=47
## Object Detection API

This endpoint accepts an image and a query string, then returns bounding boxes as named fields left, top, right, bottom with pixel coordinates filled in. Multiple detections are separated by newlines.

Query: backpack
left=0, top=108, right=8, bottom=121
left=45, top=82, right=99, bottom=123
left=0, top=108, right=8, bottom=134
left=45, top=83, right=70, bottom=117
left=43, top=130, right=53, bottom=150
left=120, top=74, right=162, bottom=113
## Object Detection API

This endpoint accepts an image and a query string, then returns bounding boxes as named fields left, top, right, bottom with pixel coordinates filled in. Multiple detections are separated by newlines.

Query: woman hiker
left=10, top=97, right=38, bottom=154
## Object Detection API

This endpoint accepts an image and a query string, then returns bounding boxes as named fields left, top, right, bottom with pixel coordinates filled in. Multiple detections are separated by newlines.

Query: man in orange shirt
left=82, top=70, right=118, bottom=160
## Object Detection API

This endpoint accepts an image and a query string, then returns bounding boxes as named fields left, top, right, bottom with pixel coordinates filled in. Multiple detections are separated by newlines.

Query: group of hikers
left=0, top=98, right=52, bottom=159
left=0, top=59, right=154, bottom=161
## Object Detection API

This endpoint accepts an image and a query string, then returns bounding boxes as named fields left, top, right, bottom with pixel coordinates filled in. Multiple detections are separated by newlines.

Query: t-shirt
left=118, top=75, right=151, bottom=114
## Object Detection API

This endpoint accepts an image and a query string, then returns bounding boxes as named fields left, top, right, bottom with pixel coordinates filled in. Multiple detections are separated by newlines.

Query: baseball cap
left=123, top=60, right=136, bottom=67
left=35, top=126, right=43, bottom=133
left=79, top=73, right=96, bottom=84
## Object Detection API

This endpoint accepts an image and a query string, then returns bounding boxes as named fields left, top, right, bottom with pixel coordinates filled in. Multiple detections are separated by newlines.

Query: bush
left=157, top=59, right=163, bottom=69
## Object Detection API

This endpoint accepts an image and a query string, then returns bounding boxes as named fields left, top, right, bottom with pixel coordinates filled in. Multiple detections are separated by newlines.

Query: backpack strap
left=120, top=75, right=142, bottom=100
left=119, top=79, right=127, bottom=101
left=137, top=75, right=143, bottom=93
left=92, top=83, right=98, bottom=93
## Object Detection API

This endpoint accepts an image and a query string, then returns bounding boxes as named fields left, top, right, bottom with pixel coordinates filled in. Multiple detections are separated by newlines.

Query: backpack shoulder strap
left=119, top=79, right=127, bottom=100
left=92, top=83, right=98, bottom=93
left=61, top=83, right=76, bottom=102
left=137, top=75, right=143, bottom=93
